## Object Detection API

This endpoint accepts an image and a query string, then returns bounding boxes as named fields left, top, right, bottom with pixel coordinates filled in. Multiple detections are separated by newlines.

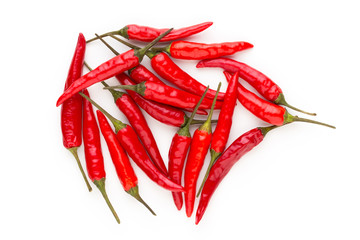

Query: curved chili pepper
left=195, top=125, right=278, bottom=224
left=60, top=33, right=92, bottom=191
left=197, top=58, right=316, bottom=116
left=152, top=40, right=253, bottom=60
left=79, top=92, right=184, bottom=192
left=223, top=72, right=335, bottom=129
left=96, top=110, right=156, bottom=215
left=105, top=81, right=223, bottom=110
left=82, top=89, right=120, bottom=223
left=184, top=83, right=221, bottom=217
left=168, top=87, right=209, bottom=210
left=148, top=52, right=226, bottom=100
left=197, top=72, right=238, bottom=197
left=104, top=73, right=167, bottom=175
left=86, top=22, right=213, bottom=43
left=56, top=29, right=173, bottom=106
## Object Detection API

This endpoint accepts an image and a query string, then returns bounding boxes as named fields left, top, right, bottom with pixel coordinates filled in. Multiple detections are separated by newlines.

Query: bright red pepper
left=153, top=41, right=253, bottom=60
left=197, top=58, right=316, bottom=116
left=60, top=33, right=92, bottom=191
left=149, top=52, right=226, bottom=100
left=197, top=72, right=239, bottom=196
left=56, top=29, right=173, bottom=107
left=184, top=83, right=221, bottom=217
left=87, top=22, right=213, bottom=43
left=223, top=72, right=335, bottom=128
left=82, top=89, right=120, bottom=223
left=96, top=110, right=156, bottom=215
left=168, top=87, right=209, bottom=210
left=79, top=92, right=184, bottom=192
left=195, top=126, right=277, bottom=224
left=105, top=81, right=223, bottom=110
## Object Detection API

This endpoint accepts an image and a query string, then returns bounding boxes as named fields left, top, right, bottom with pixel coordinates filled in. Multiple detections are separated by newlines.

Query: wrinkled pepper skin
left=195, top=128, right=265, bottom=224
left=57, top=50, right=139, bottom=106
left=123, top=22, right=213, bottom=42
left=224, top=72, right=285, bottom=126
left=150, top=52, right=225, bottom=100
left=82, top=89, right=105, bottom=181
left=184, top=129, right=212, bottom=217
left=169, top=41, right=253, bottom=60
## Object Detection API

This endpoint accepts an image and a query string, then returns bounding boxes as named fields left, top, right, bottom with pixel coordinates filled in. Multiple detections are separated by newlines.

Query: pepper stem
left=86, top=30, right=122, bottom=43
left=258, top=125, right=279, bottom=136
left=109, top=35, right=140, bottom=50
left=78, top=92, right=126, bottom=132
left=134, top=28, right=173, bottom=62
left=275, top=93, right=316, bottom=116
left=103, top=82, right=146, bottom=96
left=67, top=147, right=92, bottom=192
left=190, top=119, right=218, bottom=125
left=196, top=149, right=220, bottom=197
left=291, top=115, right=336, bottom=129
left=199, top=82, right=222, bottom=133
left=93, top=178, right=120, bottom=224
left=95, top=34, right=121, bottom=56
left=127, top=186, right=156, bottom=216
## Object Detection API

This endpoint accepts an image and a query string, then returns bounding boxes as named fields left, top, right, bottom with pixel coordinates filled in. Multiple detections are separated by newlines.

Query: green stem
left=291, top=116, right=336, bottom=129
left=258, top=125, right=279, bottom=136
left=199, top=82, right=222, bottom=133
left=109, top=35, right=140, bottom=50
left=275, top=93, right=316, bottom=116
left=189, top=119, right=218, bottom=125
left=68, top=147, right=92, bottom=192
left=103, top=82, right=146, bottom=96
left=196, top=150, right=220, bottom=197
left=127, top=186, right=156, bottom=216
left=78, top=92, right=126, bottom=132
left=86, top=30, right=121, bottom=43
left=93, top=178, right=120, bottom=224
left=95, top=33, right=121, bottom=56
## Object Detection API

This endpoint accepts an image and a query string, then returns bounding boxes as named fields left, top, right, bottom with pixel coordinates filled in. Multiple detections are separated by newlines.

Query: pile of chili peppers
left=58, top=22, right=335, bottom=224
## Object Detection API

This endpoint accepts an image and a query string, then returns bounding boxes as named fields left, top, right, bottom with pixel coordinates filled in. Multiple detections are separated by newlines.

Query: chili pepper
left=82, top=89, right=120, bottom=223
left=79, top=92, right=184, bottom=192
left=86, top=22, right=213, bottom=43
left=151, top=40, right=253, bottom=60
left=104, top=81, right=223, bottom=110
left=168, top=87, right=209, bottom=210
left=184, top=83, right=221, bottom=217
left=197, top=58, right=316, bottom=116
left=56, top=29, right=173, bottom=107
left=197, top=71, right=239, bottom=197
left=60, top=33, right=92, bottom=191
left=223, top=72, right=335, bottom=128
left=96, top=110, right=156, bottom=215
left=94, top=35, right=209, bottom=115
left=148, top=52, right=226, bottom=100
left=195, top=125, right=278, bottom=224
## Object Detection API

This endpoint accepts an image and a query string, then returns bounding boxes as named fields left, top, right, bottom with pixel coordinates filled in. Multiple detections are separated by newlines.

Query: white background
left=1, top=0, right=359, bottom=239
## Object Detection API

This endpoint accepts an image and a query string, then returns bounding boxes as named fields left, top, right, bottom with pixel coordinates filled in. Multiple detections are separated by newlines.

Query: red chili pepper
left=195, top=126, right=278, bottom=224
left=223, top=72, right=335, bottom=129
left=148, top=52, right=226, bottom=100
left=168, top=87, right=209, bottom=210
left=79, top=92, right=184, bottom=192
left=105, top=81, right=223, bottom=110
left=184, top=83, right=221, bottom=217
left=96, top=110, right=156, bottom=215
left=86, top=22, right=213, bottom=43
left=197, top=58, right=316, bottom=116
left=82, top=89, right=120, bottom=223
left=60, top=33, right=92, bottom=191
left=56, top=29, right=173, bottom=107
left=152, top=40, right=253, bottom=60
left=197, top=72, right=239, bottom=197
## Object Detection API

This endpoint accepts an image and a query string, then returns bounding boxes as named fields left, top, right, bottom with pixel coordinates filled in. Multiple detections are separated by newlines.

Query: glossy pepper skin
left=60, top=33, right=92, bottom=191
left=160, top=41, right=253, bottom=60
left=56, top=29, right=173, bottom=106
left=107, top=81, right=223, bottom=110
left=129, top=64, right=208, bottom=115
left=168, top=87, right=209, bottom=210
left=113, top=74, right=167, bottom=175
left=197, top=58, right=316, bottom=116
left=149, top=52, right=225, bottom=100
left=96, top=110, right=137, bottom=191
left=82, top=89, right=120, bottom=224
left=195, top=126, right=276, bottom=224
left=120, top=22, right=213, bottom=42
